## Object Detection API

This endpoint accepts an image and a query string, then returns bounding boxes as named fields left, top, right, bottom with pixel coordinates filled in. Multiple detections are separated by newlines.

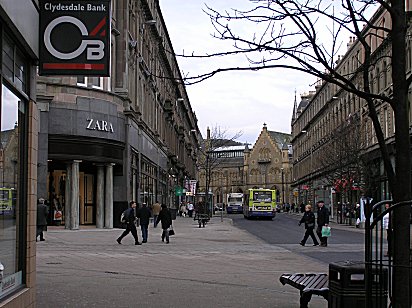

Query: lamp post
left=281, top=167, right=285, bottom=204
left=205, top=151, right=210, bottom=215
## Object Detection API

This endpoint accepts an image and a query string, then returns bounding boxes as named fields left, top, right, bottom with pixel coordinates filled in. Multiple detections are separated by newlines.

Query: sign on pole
left=175, top=187, right=183, bottom=196
left=39, top=0, right=111, bottom=76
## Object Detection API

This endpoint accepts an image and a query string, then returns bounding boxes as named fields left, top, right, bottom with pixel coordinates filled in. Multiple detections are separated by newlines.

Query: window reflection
left=0, top=84, right=21, bottom=298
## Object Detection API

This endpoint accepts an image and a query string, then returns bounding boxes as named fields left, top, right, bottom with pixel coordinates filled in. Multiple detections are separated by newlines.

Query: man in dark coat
left=37, top=198, right=49, bottom=242
left=156, top=204, right=172, bottom=244
left=117, top=201, right=141, bottom=245
left=298, top=204, right=319, bottom=246
left=137, top=203, right=151, bottom=243
left=316, top=200, right=330, bottom=247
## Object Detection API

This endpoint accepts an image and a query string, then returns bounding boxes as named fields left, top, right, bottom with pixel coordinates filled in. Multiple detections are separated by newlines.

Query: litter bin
left=328, top=260, right=388, bottom=308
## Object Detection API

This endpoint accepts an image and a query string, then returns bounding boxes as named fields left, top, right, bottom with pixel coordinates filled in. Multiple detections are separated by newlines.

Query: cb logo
left=44, top=16, right=105, bottom=60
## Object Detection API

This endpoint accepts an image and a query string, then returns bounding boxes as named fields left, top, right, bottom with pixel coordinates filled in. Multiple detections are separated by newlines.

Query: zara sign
left=86, top=118, right=114, bottom=133
left=39, top=0, right=111, bottom=76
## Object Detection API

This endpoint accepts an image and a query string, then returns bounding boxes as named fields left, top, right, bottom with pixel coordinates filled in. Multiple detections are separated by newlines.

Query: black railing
left=364, top=199, right=412, bottom=308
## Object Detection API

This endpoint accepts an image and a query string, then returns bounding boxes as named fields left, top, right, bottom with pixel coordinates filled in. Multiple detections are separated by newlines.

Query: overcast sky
left=159, top=0, right=314, bottom=144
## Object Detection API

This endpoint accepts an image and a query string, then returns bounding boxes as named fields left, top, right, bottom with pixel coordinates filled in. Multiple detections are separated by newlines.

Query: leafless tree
left=315, top=114, right=373, bottom=219
left=172, top=1, right=410, bottom=305
left=318, top=113, right=367, bottom=203
left=197, top=126, right=242, bottom=213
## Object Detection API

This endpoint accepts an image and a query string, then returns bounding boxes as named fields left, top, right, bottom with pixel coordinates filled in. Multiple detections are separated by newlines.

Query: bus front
left=227, top=193, right=243, bottom=214
left=245, top=189, right=276, bottom=219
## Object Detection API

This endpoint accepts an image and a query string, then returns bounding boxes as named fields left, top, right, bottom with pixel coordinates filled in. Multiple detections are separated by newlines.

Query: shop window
left=2, top=34, right=27, bottom=92
left=131, top=150, right=139, bottom=201
left=139, top=157, right=159, bottom=207
left=77, top=76, right=104, bottom=90
left=0, top=83, right=26, bottom=299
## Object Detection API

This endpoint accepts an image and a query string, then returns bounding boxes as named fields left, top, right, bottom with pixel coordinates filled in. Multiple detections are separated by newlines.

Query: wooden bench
left=193, top=213, right=210, bottom=228
left=279, top=273, right=329, bottom=308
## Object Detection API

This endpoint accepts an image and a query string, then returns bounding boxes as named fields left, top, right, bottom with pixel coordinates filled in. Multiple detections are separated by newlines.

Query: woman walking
left=156, top=204, right=172, bottom=244
left=299, top=204, right=319, bottom=246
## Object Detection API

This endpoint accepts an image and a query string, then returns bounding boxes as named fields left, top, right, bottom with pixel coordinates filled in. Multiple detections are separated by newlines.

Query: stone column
left=104, top=163, right=115, bottom=228
left=96, top=165, right=105, bottom=228
left=70, top=160, right=81, bottom=230
left=64, top=163, right=72, bottom=229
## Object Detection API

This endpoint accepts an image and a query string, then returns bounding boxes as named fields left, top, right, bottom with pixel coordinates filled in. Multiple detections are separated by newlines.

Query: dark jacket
left=124, top=207, right=136, bottom=224
left=137, top=206, right=151, bottom=225
left=299, top=211, right=316, bottom=229
left=156, top=208, right=172, bottom=229
left=37, top=203, right=49, bottom=226
left=317, top=206, right=329, bottom=227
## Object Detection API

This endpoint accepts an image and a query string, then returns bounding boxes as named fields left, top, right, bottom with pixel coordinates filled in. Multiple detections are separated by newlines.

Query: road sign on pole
left=175, top=187, right=183, bottom=196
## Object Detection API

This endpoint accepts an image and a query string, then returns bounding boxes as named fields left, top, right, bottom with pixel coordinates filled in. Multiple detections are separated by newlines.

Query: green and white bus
left=243, top=188, right=276, bottom=219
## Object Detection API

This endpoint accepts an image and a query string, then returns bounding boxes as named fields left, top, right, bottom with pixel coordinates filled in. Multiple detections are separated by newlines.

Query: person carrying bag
left=156, top=204, right=173, bottom=244
left=316, top=201, right=330, bottom=247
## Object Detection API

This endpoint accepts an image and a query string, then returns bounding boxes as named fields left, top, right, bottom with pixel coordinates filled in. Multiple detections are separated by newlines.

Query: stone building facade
left=291, top=3, right=412, bottom=217
left=36, top=0, right=200, bottom=229
left=198, top=124, right=292, bottom=207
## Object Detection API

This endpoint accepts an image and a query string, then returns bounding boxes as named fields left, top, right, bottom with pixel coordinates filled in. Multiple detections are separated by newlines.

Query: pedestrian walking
left=187, top=202, right=194, bottom=217
left=298, top=204, right=319, bottom=246
left=156, top=204, right=172, bottom=244
left=383, top=203, right=393, bottom=257
left=36, top=198, right=49, bottom=242
left=137, top=203, right=151, bottom=243
left=355, top=203, right=361, bottom=228
left=152, top=201, right=161, bottom=228
left=117, top=201, right=141, bottom=245
left=299, top=202, right=305, bottom=213
left=179, top=203, right=187, bottom=217
left=337, top=202, right=342, bottom=224
left=316, top=200, right=329, bottom=247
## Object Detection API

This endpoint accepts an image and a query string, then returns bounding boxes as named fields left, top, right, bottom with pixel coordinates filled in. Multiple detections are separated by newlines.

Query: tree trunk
left=390, top=0, right=411, bottom=306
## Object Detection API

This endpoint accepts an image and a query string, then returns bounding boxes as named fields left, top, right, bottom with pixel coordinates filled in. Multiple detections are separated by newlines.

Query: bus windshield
left=252, top=191, right=272, bottom=202
left=228, top=197, right=243, bottom=203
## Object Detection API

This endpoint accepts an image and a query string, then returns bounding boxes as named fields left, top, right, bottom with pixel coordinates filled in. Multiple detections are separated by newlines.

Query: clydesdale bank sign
left=39, top=0, right=111, bottom=76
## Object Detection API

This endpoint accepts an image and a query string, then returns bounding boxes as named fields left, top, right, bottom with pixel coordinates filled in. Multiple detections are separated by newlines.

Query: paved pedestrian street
left=37, top=217, right=328, bottom=307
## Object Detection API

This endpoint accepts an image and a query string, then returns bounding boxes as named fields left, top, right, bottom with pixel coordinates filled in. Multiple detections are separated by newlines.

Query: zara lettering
left=86, top=119, right=114, bottom=133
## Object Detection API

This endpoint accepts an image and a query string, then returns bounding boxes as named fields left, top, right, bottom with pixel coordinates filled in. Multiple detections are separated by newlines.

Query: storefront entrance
left=80, top=173, right=95, bottom=224
left=48, top=166, right=96, bottom=226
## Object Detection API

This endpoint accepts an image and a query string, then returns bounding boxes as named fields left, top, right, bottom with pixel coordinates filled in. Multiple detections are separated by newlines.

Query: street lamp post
left=205, top=152, right=210, bottom=215
left=281, top=168, right=285, bottom=204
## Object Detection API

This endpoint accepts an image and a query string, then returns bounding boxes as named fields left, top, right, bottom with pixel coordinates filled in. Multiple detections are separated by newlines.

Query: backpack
left=120, top=209, right=129, bottom=223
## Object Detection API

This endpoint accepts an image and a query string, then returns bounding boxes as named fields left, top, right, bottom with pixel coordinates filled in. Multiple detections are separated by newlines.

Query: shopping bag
left=54, top=210, right=62, bottom=220
left=168, top=226, right=175, bottom=236
left=321, top=226, right=331, bottom=237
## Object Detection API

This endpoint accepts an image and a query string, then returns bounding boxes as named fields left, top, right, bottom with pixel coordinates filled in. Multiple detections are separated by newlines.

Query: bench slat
left=299, top=274, right=316, bottom=287
left=304, top=274, right=328, bottom=290
left=291, top=274, right=304, bottom=283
